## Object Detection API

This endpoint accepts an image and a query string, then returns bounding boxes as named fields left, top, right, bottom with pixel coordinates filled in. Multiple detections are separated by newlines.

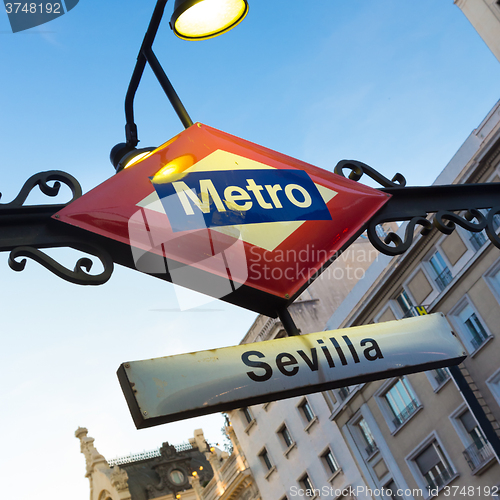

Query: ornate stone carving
left=75, top=427, right=107, bottom=476
left=110, top=466, right=129, bottom=492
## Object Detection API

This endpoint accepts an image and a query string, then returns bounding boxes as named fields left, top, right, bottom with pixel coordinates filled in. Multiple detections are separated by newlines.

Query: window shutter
left=460, top=411, right=477, bottom=433
left=415, top=443, right=440, bottom=474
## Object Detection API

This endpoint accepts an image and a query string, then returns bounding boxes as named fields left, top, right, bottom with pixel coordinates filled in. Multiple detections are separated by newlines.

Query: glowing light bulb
left=172, top=0, right=248, bottom=40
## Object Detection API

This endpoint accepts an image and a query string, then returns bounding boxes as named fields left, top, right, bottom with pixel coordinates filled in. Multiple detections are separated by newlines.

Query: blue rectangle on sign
left=151, top=169, right=332, bottom=232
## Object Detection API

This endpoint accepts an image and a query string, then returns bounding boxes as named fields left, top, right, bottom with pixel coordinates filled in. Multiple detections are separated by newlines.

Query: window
left=429, top=251, right=452, bottom=291
left=432, top=368, right=449, bottom=386
left=323, top=390, right=337, bottom=412
left=338, top=386, right=351, bottom=401
left=259, top=448, right=273, bottom=471
left=280, top=425, right=293, bottom=448
left=426, top=368, right=450, bottom=391
left=298, top=399, right=316, bottom=424
left=358, top=418, right=377, bottom=455
left=241, top=407, right=256, bottom=433
left=453, top=303, right=491, bottom=352
left=384, top=378, right=419, bottom=429
left=396, top=289, right=417, bottom=318
left=488, top=265, right=500, bottom=297
left=414, top=441, right=454, bottom=491
left=299, top=473, right=316, bottom=497
left=487, top=369, right=500, bottom=407
left=385, top=480, right=404, bottom=500
left=169, top=469, right=185, bottom=484
left=469, top=230, right=487, bottom=251
left=241, top=407, right=252, bottom=424
left=321, top=448, right=339, bottom=476
left=459, top=411, right=485, bottom=449
left=458, top=410, right=493, bottom=471
left=469, top=209, right=500, bottom=251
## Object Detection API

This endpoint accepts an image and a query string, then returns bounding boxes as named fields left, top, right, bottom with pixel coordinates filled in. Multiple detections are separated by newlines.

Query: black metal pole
left=449, top=365, right=500, bottom=464
left=124, top=0, right=193, bottom=147
left=277, top=308, right=301, bottom=336
left=143, top=46, right=193, bottom=129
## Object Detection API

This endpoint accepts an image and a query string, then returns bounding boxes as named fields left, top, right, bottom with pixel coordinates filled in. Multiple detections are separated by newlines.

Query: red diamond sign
left=54, top=123, right=390, bottom=315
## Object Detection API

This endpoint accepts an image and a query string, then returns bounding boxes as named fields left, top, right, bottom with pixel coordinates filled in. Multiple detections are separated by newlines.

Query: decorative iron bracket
left=0, top=171, right=114, bottom=285
left=335, top=160, right=500, bottom=256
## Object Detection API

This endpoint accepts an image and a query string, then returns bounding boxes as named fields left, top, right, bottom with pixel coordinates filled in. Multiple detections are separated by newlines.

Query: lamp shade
left=110, top=143, right=155, bottom=173
left=170, top=0, right=248, bottom=40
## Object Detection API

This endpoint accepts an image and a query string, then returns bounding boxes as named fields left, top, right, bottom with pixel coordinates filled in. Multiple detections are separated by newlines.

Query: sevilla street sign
left=54, top=123, right=390, bottom=316
left=117, top=314, right=466, bottom=429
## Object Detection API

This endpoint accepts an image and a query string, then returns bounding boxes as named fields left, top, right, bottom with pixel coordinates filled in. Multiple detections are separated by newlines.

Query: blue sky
left=1, top=1, right=500, bottom=499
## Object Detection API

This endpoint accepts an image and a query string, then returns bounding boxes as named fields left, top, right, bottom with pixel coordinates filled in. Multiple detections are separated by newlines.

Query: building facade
left=455, top=0, right=500, bottom=62
left=76, top=427, right=260, bottom=500
left=325, top=99, right=500, bottom=498
left=228, top=99, right=500, bottom=499
left=227, top=237, right=385, bottom=500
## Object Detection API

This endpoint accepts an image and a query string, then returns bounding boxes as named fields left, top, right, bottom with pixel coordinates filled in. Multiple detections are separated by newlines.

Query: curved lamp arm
left=124, top=0, right=193, bottom=148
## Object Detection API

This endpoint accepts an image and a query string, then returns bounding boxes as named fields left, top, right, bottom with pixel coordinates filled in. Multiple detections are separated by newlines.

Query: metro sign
left=55, top=123, right=390, bottom=316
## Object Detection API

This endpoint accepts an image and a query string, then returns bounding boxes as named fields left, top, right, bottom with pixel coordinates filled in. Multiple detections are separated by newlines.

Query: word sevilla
left=241, top=335, right=384, bottom=382
left=150, top=168, right=331, bottom=232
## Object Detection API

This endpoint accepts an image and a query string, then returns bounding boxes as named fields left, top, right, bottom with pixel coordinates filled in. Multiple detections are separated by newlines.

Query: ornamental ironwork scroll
left=334, top=160, right=500, bottom=256
left=0, top=170, right=114, bottom=285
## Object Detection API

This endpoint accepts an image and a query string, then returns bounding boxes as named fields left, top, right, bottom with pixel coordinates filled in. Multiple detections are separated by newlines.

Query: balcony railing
left=469, top=231, right=487, bottom=251
left=392, top=399, right=419, bottom=429
left=493, top=214, right=500, bottom=230
left=463, top=441, right=494, bottom=472
left=365, top=441, right=378, bottom=456
left=426, top=467, right=452, bottom=490
left=435, top=268, right=452, bottom=291
left=434, top=369, right=449, bottom=386
left=470, top=335, right=489, bottom=351
left=402, top=307, right=418, bottom=318
left=107, top=442, right=193, bottom=466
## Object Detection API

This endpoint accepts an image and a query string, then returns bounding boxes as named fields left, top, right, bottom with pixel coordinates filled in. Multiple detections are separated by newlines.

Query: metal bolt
left=143, top=411, right=148, bottom=416
left=125, top=363, right=130, bottom=368
left=54, top=214, right=60, bottom=218
left=285, top=294, right=289, bottom=299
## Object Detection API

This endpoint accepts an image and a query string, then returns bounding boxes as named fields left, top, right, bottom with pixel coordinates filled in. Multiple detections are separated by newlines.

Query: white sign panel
left=118, top=314, right=466, bottom=428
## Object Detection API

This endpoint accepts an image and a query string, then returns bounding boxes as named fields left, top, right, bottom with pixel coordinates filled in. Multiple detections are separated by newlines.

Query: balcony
left=463, top=441, right=495, bottom=473
left=426, top=467, right=452, bottom=490
left=365, top=441, right=378, bottom=456
left=470, top=334, right=489, bottom=351
left=435, top=267, right=452, bottom=291
left=392, top=399, right=419, bottom=429
left=469, top=231, right=487, bottom=251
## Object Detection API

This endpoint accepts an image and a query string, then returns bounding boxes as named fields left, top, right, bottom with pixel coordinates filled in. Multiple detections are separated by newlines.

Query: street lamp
left=2, top=0, right=500, bottom=455
left=2, top=0, right=500, bottom=320
left=110, top=0, right=249, bottom=172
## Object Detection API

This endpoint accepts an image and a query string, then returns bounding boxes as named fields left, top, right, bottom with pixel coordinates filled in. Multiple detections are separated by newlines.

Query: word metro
left=117, top=314, right=466, bottom=429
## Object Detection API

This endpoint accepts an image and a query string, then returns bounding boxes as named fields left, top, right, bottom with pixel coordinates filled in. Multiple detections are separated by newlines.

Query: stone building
left=76, top=426, right=260, bottom=500
left=325, top=99, right=500, bottom=497
left=226, top=99, right=500, bottom=499
left=455, top=0, right=500, bottom=62
left=226, top=235, right=385, bottom=500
